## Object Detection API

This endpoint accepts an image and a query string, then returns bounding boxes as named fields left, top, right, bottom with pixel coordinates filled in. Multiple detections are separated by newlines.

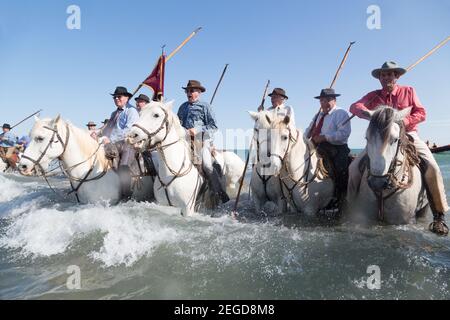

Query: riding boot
left=207, top=163, right=230, bottom=204
left=430, top=212, right=449, bottom=236
left=117, top=165, right=133, bottom=201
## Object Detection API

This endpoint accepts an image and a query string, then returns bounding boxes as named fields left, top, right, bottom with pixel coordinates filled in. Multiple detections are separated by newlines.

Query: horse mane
left=57, top=118, right=109, bottom=168
left=367, top=105, right=419, bottom=167
left=368, top=105, right=396, bottom=150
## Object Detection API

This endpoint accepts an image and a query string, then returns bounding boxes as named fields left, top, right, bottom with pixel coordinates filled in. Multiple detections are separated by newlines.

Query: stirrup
left=429, top=220, right=449, bottom=236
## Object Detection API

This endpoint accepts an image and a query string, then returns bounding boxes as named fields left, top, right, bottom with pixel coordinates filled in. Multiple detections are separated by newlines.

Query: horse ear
left=265, top=114, right=272, bottom=124
left=248, top=111, right=259, bottom=121
left=34, top=115, right=40, bottom=122
left=283, top=115, right=290, bottom=125
left=395, top=107, right=412, bottom=121
left=362, top=109, right=375, bottom=119
left=164, top=100, right=174, bottom=111
left=53, top=114, right=61, bottom=124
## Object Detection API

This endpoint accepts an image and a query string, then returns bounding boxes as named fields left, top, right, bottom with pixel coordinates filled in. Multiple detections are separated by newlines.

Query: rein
left=24, top=123, right=108, bottom=203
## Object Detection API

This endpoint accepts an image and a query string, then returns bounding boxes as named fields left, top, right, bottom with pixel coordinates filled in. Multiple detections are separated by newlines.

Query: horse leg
left=277, top=198, right=287, bottom=214
left=347, top=150, right=365, bottom=205
left=180, top=205, right=195, bottom=217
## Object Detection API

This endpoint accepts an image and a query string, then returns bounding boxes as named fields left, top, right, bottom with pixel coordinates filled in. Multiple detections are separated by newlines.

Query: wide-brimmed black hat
left=314, top=88, right=341, bottom=99
left=134, top=94, right=150, bottom=103
left=268, top=88, right=288, bottom=99
left=2, top=123, right=11, bottom=129
left=182, top=80, right=206, bottom=93
left=371, top=61, right=407, bottom=79
left=110, top=86, right=133, bottom=97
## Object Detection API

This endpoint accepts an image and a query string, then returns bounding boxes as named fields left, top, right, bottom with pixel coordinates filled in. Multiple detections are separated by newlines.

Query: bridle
left=132, top=107, right=171, bottom=150
left=365, top=122, right=417, bottom=221
left=21, top=123, right=70, bottom=174
left=266, top=126, right=299, bottom=163
left=132, top=106, right=200, bottom=211
left=23, top=122, right=108, bottom=203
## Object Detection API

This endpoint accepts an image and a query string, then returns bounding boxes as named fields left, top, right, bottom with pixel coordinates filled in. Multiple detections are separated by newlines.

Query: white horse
left=346, top=106, right=429, bottom=225
left=248, top=111, right=287, bottom=213
left=18, top=115, right=154, bottom=203
left=263, top=112, right=335, bottom=216
left=127, top=100, right=244, bottom=216
left=0, top=158, right=7, bottom=172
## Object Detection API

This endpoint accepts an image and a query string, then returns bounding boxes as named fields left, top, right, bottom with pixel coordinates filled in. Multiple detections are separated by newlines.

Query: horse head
left=127, top=100, right=177, bottom=151
left=19, top=114, right=68, bottom=175
left=248, top=110, right=297, bottom=176
left=365, top=105, right=412, bottom=192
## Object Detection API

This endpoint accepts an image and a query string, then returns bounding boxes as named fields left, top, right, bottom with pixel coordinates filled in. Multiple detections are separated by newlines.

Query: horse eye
left=282, top=135, right=288, bottom=140
left=153, top=114, right=160, bottom=118
left=35, top=137, right=44, bottom=142
left=390, top=138, right=399, bottom=145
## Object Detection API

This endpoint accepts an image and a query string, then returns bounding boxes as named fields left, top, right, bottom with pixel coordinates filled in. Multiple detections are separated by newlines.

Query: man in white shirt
left=305, top=88, right=351, bottom=205
left=260, top=88, right=296, bottom=128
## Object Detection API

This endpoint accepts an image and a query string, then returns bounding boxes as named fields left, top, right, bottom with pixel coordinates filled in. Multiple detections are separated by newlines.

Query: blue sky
left=1, top=0, right=449, bottom=148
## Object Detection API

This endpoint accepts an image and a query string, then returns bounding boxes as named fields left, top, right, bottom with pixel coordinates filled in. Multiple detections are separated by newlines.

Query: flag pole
left=166, top=27, right=202, bottom=62
left=131, top=27, right=203, bottom=98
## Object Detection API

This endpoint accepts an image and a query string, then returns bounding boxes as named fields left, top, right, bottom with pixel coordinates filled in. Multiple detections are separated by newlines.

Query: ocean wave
left=0, top=202, right=182, bottom=267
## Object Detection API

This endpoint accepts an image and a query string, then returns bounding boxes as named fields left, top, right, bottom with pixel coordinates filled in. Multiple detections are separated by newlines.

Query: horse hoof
left=429, top=220, right=449, bottom=236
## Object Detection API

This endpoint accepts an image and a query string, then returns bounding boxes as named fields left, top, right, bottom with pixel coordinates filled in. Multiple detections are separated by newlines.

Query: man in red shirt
left=348, top=61, right=448, bottom=235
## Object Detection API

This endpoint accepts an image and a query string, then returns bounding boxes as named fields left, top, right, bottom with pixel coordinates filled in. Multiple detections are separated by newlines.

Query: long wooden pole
left=309, top=42, right=355, bottom=136
left=209, top=64, right=229, bottom=105
left=330, top=41, right=356, bottom=89
left=0, top=109, right=43, bottom=136
left=131, top=27, right=203, bottom=98
left=232, top=80, right=270, bottom=214
left=342, top=36, right=450, bottom=126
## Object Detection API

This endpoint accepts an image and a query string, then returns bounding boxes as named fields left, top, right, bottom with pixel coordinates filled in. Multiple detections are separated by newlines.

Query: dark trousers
left=316, top=142, right=350, bottom=200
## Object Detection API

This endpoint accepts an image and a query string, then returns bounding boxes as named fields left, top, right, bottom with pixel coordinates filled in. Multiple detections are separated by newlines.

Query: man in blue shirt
left=0, top=123, right=18, bottom=169
left=101, top=86, right=140, bottom=199
left=177, top=80, right=229, bottom=204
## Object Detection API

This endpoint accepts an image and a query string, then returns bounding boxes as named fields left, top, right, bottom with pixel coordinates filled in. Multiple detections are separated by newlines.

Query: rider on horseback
left=100, top=86, right=140, bottom=200
left=305, top=88, right=351, bottom=208
left=348, top=61, right=449, bottom=236
left=176, top=80, right=229, bottom=204
left=0, top=123, right=18, bottom=170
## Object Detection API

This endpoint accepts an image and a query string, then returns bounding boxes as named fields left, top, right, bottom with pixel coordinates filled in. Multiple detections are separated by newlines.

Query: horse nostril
left=20, top=164, right=27, bottom=170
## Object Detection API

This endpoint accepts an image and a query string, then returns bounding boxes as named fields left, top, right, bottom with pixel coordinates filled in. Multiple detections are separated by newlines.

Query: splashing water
left=1, top=153, right=450, bottom=300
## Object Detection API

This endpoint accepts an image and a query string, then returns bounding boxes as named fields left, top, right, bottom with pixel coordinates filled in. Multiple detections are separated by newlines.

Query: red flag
left=142, top=54, right=165, bottom=101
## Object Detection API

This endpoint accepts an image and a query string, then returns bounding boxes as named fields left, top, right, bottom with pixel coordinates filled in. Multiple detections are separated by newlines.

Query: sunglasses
left=185, top=89, right=198, bottom=93
left=113, top=95, right=124, bottom=99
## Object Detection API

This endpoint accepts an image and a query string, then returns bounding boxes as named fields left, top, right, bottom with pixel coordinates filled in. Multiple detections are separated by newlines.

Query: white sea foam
left=0, top=202, right=181, bottom=267
left=0, top=174, right=32, bottom=202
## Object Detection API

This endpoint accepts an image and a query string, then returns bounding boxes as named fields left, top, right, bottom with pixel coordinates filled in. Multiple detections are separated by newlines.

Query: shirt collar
left=268, top=103, right=285, bottom=110
left=381, top=84, right=399, bottom=97
left=320, top=105, right=337, bottom=116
